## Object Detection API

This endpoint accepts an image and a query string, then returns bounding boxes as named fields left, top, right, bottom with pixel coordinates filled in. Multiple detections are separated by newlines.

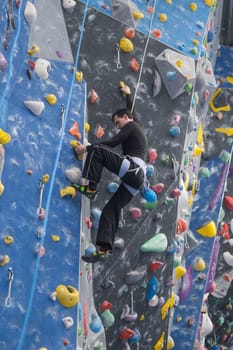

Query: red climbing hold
left=148, top=148, right=158, bottom=164
left=176, top=218, right=188, bottom=234
left=100, top=300, right=112, bottom=312
left=124, top=27, right=135, bottom=39
left=119, top=328, right=135, bottom=340
left=149, top=259, right=164, bottom=271
left=224, top=195, right=233, bottom=211
left=219, top=222, right=230, bottom=240
left=130, top=58, right=140, bottom=73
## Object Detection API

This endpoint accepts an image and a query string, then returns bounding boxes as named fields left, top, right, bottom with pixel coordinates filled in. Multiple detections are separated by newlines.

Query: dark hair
left=111, top=108, right=133, bottom=122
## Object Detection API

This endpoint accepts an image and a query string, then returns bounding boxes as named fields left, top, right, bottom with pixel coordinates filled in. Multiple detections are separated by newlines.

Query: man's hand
left=75, top=144, right=86, bottom=155
left=121, top=85, right=131, bottom=95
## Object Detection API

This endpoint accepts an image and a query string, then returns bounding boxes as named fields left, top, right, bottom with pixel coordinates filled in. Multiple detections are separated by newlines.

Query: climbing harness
left=5, top=267, right=14, bottom=307
left=115, top=43, right=123, bottom=69
left=4, top=0, right=16, bottom=50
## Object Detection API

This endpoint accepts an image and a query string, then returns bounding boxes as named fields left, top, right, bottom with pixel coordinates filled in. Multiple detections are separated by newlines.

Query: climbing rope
left=16, top=1, right=90, bottom=349
left=0, top=0, right=23, bottom=129
left=131, top=0, right=157, bottom=113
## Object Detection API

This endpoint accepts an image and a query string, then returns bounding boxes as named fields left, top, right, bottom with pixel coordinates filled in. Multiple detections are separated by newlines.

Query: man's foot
left=72, top=184, right=97, bottom=200
left=82, top=249, right=112, bottom=263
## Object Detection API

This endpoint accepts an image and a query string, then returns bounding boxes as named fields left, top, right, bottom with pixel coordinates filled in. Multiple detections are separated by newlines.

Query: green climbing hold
left=140, top=233, right=168, bottom=253
left=198, top=167, right=210, bottom=178
left=219, top=150, right=231, bottom=162
left=101, top=309, right=115, bottom=328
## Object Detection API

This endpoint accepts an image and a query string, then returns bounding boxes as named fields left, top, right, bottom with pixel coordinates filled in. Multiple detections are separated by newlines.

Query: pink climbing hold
left=151, top=183, right=164, bottom=194
left=130, top=207, right=142, bottom=219
left=85, top=217, right=92, bottom=229
left=172, top=187, right=181, bottom=197
left=148, top=148, right=158, bottom=164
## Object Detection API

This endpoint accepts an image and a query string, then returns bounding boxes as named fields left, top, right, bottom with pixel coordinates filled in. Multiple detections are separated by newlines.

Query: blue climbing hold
left=140, top=186, right=157, bottom=202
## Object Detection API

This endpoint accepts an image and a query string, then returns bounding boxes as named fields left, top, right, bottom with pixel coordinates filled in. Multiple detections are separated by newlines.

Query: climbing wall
left=0, top=1, right=86, bottom=349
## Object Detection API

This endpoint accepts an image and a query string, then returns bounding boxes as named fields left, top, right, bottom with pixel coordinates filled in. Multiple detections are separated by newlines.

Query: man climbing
left=74, top=85, right=148, bottom=263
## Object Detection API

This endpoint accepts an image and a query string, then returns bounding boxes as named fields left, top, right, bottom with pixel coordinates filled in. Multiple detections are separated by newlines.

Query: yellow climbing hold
left=209, top=88, right=231, bottom=113
left=161, top=292, right=175, bottom=320
left=45, top=94, right=57, bottom=105
left=119, top=37, right=134, bottom=53
left=166, top=0, right=172, bottom=3
left=193, top=144, right=204, bottom=157
left=175, top=265, right=187, bottom=279
left=0, top=129, right=11, bottom=144
left=204, top=0, right=214, bottom=6
left=0, top=255, right=10, bottom=267
left=70, top=140, right=80, bottom=148
left=140, top=314, right=145, bottom=321
left=193, top=257, right=206, bottom=271
left=38, top=348, right=48, bottom=350
left=0, top=182, right=4, bottom=196
left=226, top=76, right=233, bottom=84
left=60, top=186, right=77, bottom=199
left=167, top=335, right=175, bottom=349
left=75, top=71, right=83, bottom=83
left=176, top=59, right=183, bottom=68
left=84, top=122, right=90, bottom=133
left=215, top=128, right=233, bottom=137
left=159, top=13, right=167, bottom=22
left=196, top=220, right=216, bottom=238
left=52, top=234, right=60, bottom=242
left=197, top=123, right=204, bottom=145
left=4, top=235, right=14, bottom=245
left=189, top=3, right=197, bottom=11
left=27, top=44, right=40, bottom=56
left=133, top=10, right=144, bottom=20
left=192, top=39, right=199, bottom=46
left=153, top=331, right=165, bottom=350
left=56, top=284, right=79, bottom=308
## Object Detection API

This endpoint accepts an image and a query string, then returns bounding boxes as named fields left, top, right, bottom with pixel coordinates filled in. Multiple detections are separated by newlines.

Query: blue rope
left=0, top=0, right=23, bottom=129
left=16, top=1, right=90, bottom=349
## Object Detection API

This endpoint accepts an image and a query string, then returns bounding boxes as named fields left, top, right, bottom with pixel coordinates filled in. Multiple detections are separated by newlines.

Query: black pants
left=82, top=144, right=145, bottom=250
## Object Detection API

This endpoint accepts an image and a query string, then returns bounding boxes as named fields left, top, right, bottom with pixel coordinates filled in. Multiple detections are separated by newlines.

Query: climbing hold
left=0, top=129, right=11, bottom=145
left=189, top=3, right=197, bottom=11
left=159, top=13, right=167, bottom=22
left=152, top=29, right=162, bottom=39
left=224, top=195, right=233, bottom=210
left=27, top=44, right=40, bottom=56
left=129, top=328, right=141, bottom=344
left=24, top=1, right=37, bottom=26
left=69, top=121, right=81, bottom=140
left=100, top=300, right=112, bottom=312
left=130, top=207, right=142, bottom=219
left=125, top=265, right=147, bottom=284
left=132, top=10, right=144, bottom=20
left=65, top=167, right=81, bottom=184
left=89, top=313, right=102, bottom=333
left=119, top=327, right=135, bottom=341
left=101, top=309, right=115, bottom=328
left=56, top=285, right=79, bottom=308
left=148, top=148, right=158, bottom=163
left=219, top=150, right=231, bottom=162
left=151, top=183, right=164, bottom=194
left=94, top=341, right=104, bottom=350
left=107, top=182, right=119, bottom=193
left=89, top=89, right=99, bottom=104
left=0, top=255, right=10, bottom=266
left=146, top=164, right=155, bottom=177
left=130, top=58, right=140, bottom=72
left=95, top=125, right=105, bottom=139
left=91, top=208, right=101, bottom=229
left=184, top=83, right=193, bottom=92
left=153, top=331, right=165, bottom=350
left=201, top=312, right=213, bottom=336
left=176, top=218, right=188, bottom=234
left=204, top=0, right=214, bottom=6
left=219, top=221, right=230, bottom=240
left=45, top=94, right=57, bottom=105
left=0, top=52, right=8, bottom=71
left=175, top=265, right=186, bottom=279
left=52, top=234, right=60, bottom=242
left=35, top=243, right=45, bottom=257
left=124, top=27, right=135, bottom=39
left=223, top=251, right=233, bottom=267
left=149, top=260, right=164, bottom=271
left=140, top=186, right=157, bottom=202
left=193, top=144, right=204, bottom=157
left=198, top=167, right=210, bottom=178
left=84, top=122, right=90, bottom=133
left=75, top=71, right=83, bottom=83
left=193, top=257, right=206, bottom=271
left=196, top=220, right=216, bottom=238
left=169, top=126, right=180, bottom=138
left=62, top=316, right=74, bottom=329
left=113, top=237, right=124, bottom=249
left=152, top=69, right=162, bottom=97
left=63, top=0, right=76, bottom=9
left=4, top=235, right=14, bottom=245
left=119, top=37, right=134, bottom=53
left=24, top=100, right=45, bottom=116
left=140, top=233, right=168, bottom=253
left=148, top=294, right=159, bottom=307
left=172, top=187, right=181, bottom=197
left=167, top=71, right=176, bottom=81
left=147, top=276, right=159, bottom=300
left=167, top=335, right=175, bottom=349
left=60, top=186, right=77, bottom=198
left=34, top=58, right=51, bottom=80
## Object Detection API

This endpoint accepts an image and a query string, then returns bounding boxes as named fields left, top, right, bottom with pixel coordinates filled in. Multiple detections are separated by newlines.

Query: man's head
left=112, top=109, right=133, bottom=129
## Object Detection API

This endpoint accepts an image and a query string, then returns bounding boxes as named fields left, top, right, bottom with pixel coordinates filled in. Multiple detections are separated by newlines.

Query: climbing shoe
left=72, top=184, right=97, bottom=200
left=82, top=249, right=112, bottom=263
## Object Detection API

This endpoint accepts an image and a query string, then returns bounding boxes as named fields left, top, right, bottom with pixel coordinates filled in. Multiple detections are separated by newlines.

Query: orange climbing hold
left=152, top=29, right=162, bottom=39
left=124, top=27, right=135, bottom=39
left=69, top=121, right=81, bottom=140
left=130, top=58, right=140, bottom=72
left=90, top=89, right=99, bottom=104
left=95, top=124, right=105, bottom=139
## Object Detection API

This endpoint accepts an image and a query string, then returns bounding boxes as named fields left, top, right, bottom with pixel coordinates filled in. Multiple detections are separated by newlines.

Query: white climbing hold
left=65, top=167, right=81, bottom=183
left=24, top=1, right=37, bottom=26
left=201, top=312, right=213, bottom=337
left=62, top=316, right=74, bottom=329
left=24, top=100, right=45, bottom=116
left=148, top=294, right=159, bottom=307
left=223, top=251, right=233, bottom=267
left=49, top=291, right=57, bottom=302
left=34, top=58, right=51, bottom=80
left=63, top=0, right=76, bottom=9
